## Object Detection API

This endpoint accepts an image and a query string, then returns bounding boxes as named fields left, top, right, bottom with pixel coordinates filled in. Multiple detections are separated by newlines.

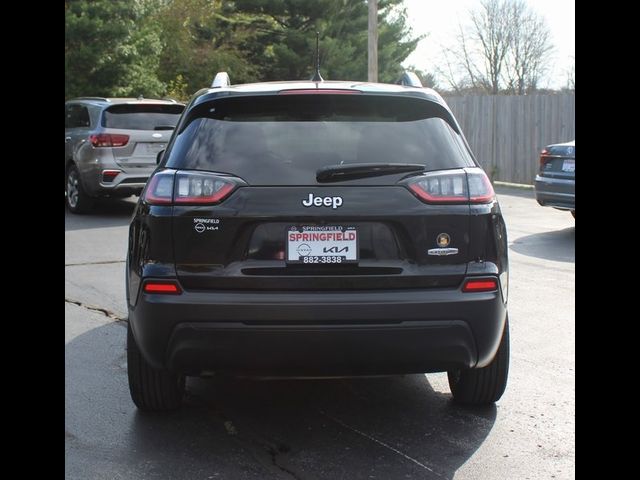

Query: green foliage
left=166, top=74, right=189, bottom=102
left=65, top=0, right=164, bottom=98
left=65, top=0, right=420, bottom=100
left=235, top=0, right=420, bottom=82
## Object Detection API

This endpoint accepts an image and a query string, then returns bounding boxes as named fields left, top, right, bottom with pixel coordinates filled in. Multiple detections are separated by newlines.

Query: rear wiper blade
left=316, top=162, right=425, bottom=183
left=154, top=125, right=176, bottom=131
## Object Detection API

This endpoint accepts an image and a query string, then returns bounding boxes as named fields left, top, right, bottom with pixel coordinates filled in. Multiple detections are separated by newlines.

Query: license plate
left=286, top=226, right=358, bottom=264
left=562, top=159, right=575, bottom=172
left=134, top=143, right=166, bottom=156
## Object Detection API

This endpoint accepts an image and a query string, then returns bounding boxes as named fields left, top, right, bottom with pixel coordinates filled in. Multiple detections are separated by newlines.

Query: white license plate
left=286, top=226, right=358, bottom=264
left=134, top=143, right=166, bottom=156
left=562, top=159, right=575, bottom=172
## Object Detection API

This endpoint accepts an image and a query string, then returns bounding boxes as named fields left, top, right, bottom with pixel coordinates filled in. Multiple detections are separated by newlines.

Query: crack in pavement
left=65, top=298, right=126, bottom=323
left=65, top=260, right=125, bottom=267
left=319, top=410, right=447, bottom=479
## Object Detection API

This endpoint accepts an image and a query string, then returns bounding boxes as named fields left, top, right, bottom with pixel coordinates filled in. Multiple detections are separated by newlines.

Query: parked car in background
left=126, top=71, right=510, bottom=412
left=534, top=140, right=575, bottom=218
left=65, top=97, right=185, bottom=213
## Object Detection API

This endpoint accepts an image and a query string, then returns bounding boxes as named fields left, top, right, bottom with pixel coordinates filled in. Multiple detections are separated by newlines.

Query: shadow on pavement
left=65, top=198, right=137, bottom=232
left=509, top=226, right=575, bottom=263
left=66, top=322, right=497, bottom=480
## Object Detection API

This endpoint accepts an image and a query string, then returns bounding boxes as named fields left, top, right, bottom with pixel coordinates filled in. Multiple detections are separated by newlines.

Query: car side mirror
left=156, top=149, right=165, bottom=165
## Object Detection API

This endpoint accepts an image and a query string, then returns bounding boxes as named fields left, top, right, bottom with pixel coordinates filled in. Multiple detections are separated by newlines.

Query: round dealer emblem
left=195, top=223, right=205, bottom=233
left=436, top=233, right=450, bottom=247
left=296, top=244, right=312, bottom=256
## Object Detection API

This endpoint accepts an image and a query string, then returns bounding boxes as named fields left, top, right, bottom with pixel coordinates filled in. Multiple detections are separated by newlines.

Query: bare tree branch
left=439, top=0, right=555, bottom=95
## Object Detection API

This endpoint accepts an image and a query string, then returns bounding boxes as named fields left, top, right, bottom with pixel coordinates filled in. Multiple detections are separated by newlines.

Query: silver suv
left=65, top=97, right=184, bottom=213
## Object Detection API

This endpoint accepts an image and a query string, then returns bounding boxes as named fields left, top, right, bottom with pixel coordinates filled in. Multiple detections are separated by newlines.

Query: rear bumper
left=79, top=160, right=152, bottom=197
left=129, top=284, right=507, bottom=376
left=95, top=178, right=147, bottom=197
left=535, top=175, right=575, bottom=210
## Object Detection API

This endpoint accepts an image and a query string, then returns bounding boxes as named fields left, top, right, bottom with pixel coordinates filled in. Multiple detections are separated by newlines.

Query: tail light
left=144, top=171, right=175, bottom=204
left=143, top=170, right=239, bottom=205
left=142, top=280, right=182, bottom=294
left=174, top=171, right=236, bottom=204
left=462, top=278, right=498, bottom=292
left=539, top=148, right=551, bottom=170
left=89, top=133, right=129, bottom=147
left=407, top=168, right=494, bottom=204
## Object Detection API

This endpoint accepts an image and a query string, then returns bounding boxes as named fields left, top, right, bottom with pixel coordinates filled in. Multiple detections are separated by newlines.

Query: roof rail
left=75, top=96, right=110, bottom=102
left=212, top=72, right=231, bottom=88
left=397, top=72, right=422, bottom=88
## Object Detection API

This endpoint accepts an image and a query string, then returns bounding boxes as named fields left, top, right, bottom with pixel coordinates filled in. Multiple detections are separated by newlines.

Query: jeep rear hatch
left=159, top=94, right=489, bottom=291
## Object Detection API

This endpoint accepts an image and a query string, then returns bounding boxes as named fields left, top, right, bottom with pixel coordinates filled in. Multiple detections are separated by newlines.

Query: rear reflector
left=462, top=278, right=498, bottom=293
left=90, top=133, right=129, bottom=147
left=102, top=169, right=121, bottom=182
left=143, top=281, right=182, bottom=294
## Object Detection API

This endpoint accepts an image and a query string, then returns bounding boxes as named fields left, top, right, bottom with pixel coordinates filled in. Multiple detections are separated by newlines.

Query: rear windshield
left=102, top=104, right=184, bottom=130
left=165, top=95, right=475, bottom=185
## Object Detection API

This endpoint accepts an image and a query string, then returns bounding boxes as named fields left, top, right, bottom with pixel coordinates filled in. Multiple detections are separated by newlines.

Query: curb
left=493, top=181, right=534, bottom=190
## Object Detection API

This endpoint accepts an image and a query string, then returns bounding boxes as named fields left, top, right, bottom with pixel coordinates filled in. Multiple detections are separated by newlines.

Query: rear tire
left=127, top=322, right=185, bottom=411
left=448, top=317, right=509, bottom=405
left=65, top=164, right=95, bottom=214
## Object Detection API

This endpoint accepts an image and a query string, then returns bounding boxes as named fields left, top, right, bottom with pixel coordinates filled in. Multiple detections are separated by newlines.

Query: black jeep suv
left=126, top=73, right=510, bottom=411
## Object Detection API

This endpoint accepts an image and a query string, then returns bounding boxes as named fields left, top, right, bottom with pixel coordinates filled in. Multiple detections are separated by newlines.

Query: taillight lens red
left=467, top=170, right=495, bottom=203
left=143, top=170, right=238, bottom=205
left=90, top=133, right=129, bottom=147
left=539, top=148, right=551, bottom=169
left=143, top=281, right=182, bottom=294
left=462, top=278, right=498, bottom=292
left=407, top=168, right=494, bottom=204
left=144, top=171, right=175, bottom=204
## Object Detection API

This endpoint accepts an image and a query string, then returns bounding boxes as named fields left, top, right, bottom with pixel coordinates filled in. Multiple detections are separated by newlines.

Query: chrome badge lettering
left=428, top=248, right=459, bottom=256
left=302, top=193, right=343, bottom=209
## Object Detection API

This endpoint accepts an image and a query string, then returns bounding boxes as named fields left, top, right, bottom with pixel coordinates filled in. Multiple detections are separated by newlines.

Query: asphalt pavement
left=65, top=188, right=575, bottom=480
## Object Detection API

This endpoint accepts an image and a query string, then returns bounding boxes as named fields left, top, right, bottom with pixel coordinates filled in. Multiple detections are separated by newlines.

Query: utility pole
left=368, top=0, right=378, bottom=82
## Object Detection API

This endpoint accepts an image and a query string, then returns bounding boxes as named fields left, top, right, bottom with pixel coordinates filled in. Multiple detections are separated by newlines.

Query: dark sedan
left=534, top=140, right=575, bottom=218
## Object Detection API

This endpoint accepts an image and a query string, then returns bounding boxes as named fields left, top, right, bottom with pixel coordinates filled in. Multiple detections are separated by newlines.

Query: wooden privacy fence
left=443, top=94, right=575, bottom=185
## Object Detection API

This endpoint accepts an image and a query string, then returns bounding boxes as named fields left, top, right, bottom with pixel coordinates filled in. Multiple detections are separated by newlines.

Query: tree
left=564, top=56, right=575, bottom=91
left=233, top=0, right=420, bottom=82
left=438, top=0, right=553, bottom=95
left=65, top=0, right=165, bottom=99
left=65, top=0, right=421, bottom=100
left=154, top=0, right=261, bottom=95
left=503, top=1, right=553, bottom=94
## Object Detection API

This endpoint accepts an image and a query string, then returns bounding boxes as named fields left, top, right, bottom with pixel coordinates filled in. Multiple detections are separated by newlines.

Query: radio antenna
left=310, top=31, right=324, bottom=82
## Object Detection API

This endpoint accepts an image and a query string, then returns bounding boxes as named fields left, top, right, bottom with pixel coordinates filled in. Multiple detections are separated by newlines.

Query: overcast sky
left=401, top=0, right=575, bottom=90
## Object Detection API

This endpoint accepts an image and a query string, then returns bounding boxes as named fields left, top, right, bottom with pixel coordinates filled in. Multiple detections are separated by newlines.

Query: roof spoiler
left=212, top=72, right=230, bottom=88
left=397, top=71, right=422, bottom=88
